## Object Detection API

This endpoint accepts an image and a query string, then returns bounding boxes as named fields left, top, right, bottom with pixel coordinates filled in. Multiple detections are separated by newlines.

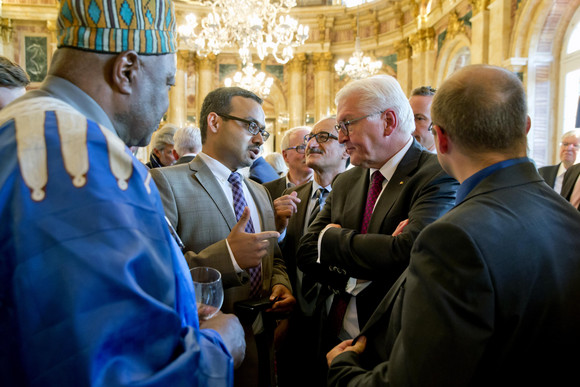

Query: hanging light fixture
left=178, top=0, right=309, bottom=65
left=335, top=14, right=382, bottom=80
left=224, top=63, right=275, bottom=98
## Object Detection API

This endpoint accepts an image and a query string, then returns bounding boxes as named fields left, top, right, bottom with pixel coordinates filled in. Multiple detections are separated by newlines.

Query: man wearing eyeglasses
left=150, top=87, right=294, bottom=387
left=273, top=117, right=349, bottom=387
left=264, top=126, right=313, bottom=200
left=296, top=75, right=458, bottom=364
left=538, top=129, right=580, bottom=193
left=409, top=86, right=437, bottom=153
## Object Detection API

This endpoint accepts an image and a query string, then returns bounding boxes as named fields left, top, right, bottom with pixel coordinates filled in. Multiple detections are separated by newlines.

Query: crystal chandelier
left=224, top=63, right=274, bottom=98
left=335, top=15, right=382, bottom=80
left=178, top=0, right=309, bottom=65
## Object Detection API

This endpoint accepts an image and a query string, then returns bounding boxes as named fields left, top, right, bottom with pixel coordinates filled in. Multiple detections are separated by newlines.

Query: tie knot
left=315, top=187, right=327, bottom=199
left=372, top=171, right=385, bottom=187
left=228, top=172, right=242, bottom=186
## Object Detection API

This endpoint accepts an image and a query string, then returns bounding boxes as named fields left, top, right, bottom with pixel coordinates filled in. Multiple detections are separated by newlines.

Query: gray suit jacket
left=328, top=161, right=580, bottom=386
left=150, top=156, right=291, bottom=313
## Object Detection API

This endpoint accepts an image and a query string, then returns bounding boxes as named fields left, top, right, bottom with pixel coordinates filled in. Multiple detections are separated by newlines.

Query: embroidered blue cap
left=57, top=0, right=176, bottom=54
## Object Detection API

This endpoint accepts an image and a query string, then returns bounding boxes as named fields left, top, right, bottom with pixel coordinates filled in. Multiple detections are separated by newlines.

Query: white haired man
left=173, top=125, right=202, bottom=165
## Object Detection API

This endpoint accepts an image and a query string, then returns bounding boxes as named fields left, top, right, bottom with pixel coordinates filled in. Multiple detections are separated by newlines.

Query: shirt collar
left=370, top=136, right=414, bottom=181
left=197, top=152, right=239, bottom=183
left=455, top=157, right=530, bottom=205
left=311, top=180, right=332, bottom=198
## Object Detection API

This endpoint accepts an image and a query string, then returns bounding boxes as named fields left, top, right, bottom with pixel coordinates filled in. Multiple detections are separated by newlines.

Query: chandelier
left=224, top=63, right=274, bottom=98
left=335, top=15, right=382, bottom=80
left=178, top=0, right=309, bottom=65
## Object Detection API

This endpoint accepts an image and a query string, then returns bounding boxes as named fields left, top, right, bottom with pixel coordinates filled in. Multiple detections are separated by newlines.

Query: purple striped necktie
left=228, top=172, right=262, bottom=298
left=360, top=170, right=386, bottom=234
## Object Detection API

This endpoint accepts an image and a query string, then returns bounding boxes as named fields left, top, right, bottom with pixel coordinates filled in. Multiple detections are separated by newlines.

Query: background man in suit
left=150, top=87, right=294, bottom=387
left=561, top=162, right=580, bottom=209
left=538, top=129, right=580, bottom=193
left=327, top=64, right=580, bottom=386
left=146, top=123, right=177, bottom=168
left=249, top=146, right=280, bottom=184
left=409, top=85, right=436, bottom=152
left=297, top=75, right=458, bottom=364
left=172, top=125, right=202, bottom=165
left=0, top=56, right=29, bottom=110
left=263, top=126, right=313, bottom=199
left=273, top=117, right=349, bottom=387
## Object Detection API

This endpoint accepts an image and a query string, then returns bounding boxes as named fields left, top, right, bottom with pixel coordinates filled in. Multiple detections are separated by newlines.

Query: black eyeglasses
left=428, top=122, right=433, bottom=132
left=335, top=110, right=385, bottom=137
left=561, top=142, right=580, bottom=150
left=216, top=112, right=270, bottom=141
left=304, top=131, right=338, bottom=144
left=285, top=145, right=306, bottom=154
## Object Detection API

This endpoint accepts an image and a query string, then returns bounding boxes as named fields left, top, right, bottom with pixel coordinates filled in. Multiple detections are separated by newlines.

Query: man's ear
left=525, top=115, right=531, bottom=135
left=207, top=112, right=220, bottom=135
left=383, top=110, right=398, bottom=136
left=434, top=125, right=449, bottom=154
left=172, top=149, right=180, bottom=160
left=112, top=51, right=141, bottom=95
left=153, top=148, right=161, bottom=158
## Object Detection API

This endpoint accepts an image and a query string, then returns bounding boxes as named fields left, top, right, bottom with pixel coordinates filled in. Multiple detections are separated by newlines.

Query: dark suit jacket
left=561, top=163, right=580, bottom=209
left=174, top=154, right=195, bottom=165
left=328, top=161, right=580, bottom=386
left=537, top=162, right=560, bottom=188
left=297, top=140, right=458, bottom=329
left=263, top=176, right=288, bottom=200
left=249, top=156, right=279, bottom=183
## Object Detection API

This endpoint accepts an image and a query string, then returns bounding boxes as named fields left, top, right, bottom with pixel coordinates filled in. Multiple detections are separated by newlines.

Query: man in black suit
left=273, top=117, right=348, bottom=387
left=263, top=126, right=313, bottom=199
left=561, top=162, right=580, bottom=209
left=327, top=64, right=580, bottom=386
left=297, top=75, right=458, bottom=360
left=538, top=129, right=580, bottom=193
left=172, top=125, right=202, bottom=165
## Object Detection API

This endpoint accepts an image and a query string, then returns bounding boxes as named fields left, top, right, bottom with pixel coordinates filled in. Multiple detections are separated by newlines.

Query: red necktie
left=360, top=171, right=386, bottom=234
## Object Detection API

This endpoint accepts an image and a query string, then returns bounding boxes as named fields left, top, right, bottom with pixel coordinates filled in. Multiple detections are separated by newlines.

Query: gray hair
left=152, top=123, right=178, bottom=151
left=264, top=152, right=287, bottom=175
left=335, top=75, right=414, bottom=135
left=411, top=86, right=437, bottom=97
left=0, top=56, right=30, bottom=88
left=561, top=129, right=580, bottom=142
left=174, top=125, right=202, bottom=156
left=281, top=126, right=311, bottom=151
left=431, top=64, right=528, bottom=154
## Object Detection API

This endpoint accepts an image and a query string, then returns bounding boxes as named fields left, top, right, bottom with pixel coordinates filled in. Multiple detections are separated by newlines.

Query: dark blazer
left=561, top=163, right=580, bottom=208
left=328, top=161, right=580, bottom=386
left=249, top=156, right=279, bottom=183
left=537, top=162, right=560, bottom=188
left=263, top=176, right=288, bottom=200
left=297, top=140, right=458, bottom=329
left=174, top=154, right=195, bottom=165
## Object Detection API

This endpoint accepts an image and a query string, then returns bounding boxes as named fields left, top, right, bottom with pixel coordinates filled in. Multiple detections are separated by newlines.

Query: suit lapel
left=188, top=157, right=238, bottom=230
left=343, top=167, right=369, bottom=230
left=367, top=142, right=422, bottom=233
left=295, top=181, right=313, bottom=233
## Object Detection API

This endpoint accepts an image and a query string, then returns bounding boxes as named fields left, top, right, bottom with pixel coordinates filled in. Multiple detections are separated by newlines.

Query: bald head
left=432, top=65, right=528, bottom=156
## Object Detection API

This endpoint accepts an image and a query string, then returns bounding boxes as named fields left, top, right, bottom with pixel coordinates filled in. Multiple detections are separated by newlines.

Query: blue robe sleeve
left=0, top=107, right=233, bottom=387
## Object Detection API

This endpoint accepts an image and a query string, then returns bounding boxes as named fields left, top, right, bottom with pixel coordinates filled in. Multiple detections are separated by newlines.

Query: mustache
left=306, top=148, right=323, bottom=156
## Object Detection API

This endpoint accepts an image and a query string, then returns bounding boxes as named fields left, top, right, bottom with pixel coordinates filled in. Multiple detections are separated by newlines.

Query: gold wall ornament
left=409, top=27, right=435, bottom=54
left=447, top=10, right=466, bottom=39
left=0, top=18, right=13, bottom=44
left=318, top=14, right=326, bottom=42
left=469, top=0, right=490, bottom=15
left=195, top=53, right=217, bottom=71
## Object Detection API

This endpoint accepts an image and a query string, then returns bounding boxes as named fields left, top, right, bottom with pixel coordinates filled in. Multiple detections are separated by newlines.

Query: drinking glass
left=190, top=266, right=224, bottom=320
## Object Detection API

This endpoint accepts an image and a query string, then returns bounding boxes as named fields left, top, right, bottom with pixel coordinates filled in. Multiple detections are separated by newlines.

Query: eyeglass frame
left=304, top=131, right=339, bottom=144
left=560, top=141, right=580, bottom=150
left=216, top=112, right=270, bottom=140
left=284, top=144, right=306, bottom=154
left=428, top=122, right=434, bottom=132
left=334, top=110, right=385, bottom=137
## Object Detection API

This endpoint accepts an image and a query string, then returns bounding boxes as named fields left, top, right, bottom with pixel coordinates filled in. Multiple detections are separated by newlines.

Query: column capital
left=409, top=27, right=435, bottom=54
left=313, top=52, right=333, bottom=71
left=0, top=18, right=14, bottom=44
left=395, top=38, right=412, bottom=60
left=195, top=53, right=216, bottom=70
left=287, top=53, right=307, bottom=72
left=469, top=0, right=490, bottom=15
